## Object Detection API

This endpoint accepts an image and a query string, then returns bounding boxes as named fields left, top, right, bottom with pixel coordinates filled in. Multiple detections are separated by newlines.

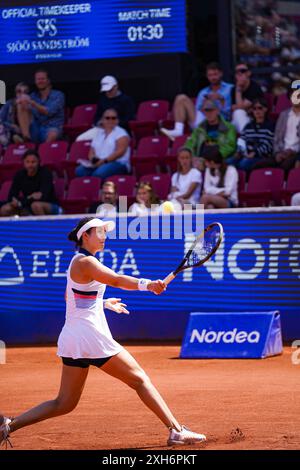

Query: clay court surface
left=1, top=345, right=299, bottom=450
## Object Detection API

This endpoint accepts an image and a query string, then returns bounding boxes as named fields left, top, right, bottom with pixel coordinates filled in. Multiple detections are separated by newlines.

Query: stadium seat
left=239, top=168, right=284, bottom=207
left=104, top=175, right=137, bottom=208
left=62, top=140, right=92, bottom=180
left=60, top=176, right=101, bottom=214
left=281, top=168, right=300, bottom=205
left=131, top=136, right=169, bottom=178
left=237, top=169, right=246, bottom=192
left=129, top=100, right=170, bottom=143
left=161, top=134, right=190, bottom=173
left=0, top=142, right=36, bottom=183
left=270, top=93, right=291, bottom=122
left=39, top=141, right=69, bottom=176
left=64, top=104, right=97, bottom=141
left=53, top=178, right=66, bottom=202
left=263, top=92, right=275, bottom=113
left=105, top=175, right=136, bottom=196
left=139, top=173, right=171, bottom=200
left=0, top=180, right=12, bottom=202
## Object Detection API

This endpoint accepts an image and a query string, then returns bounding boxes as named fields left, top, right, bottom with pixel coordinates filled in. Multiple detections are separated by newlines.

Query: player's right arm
left=74, top=256, right=166, bottom=295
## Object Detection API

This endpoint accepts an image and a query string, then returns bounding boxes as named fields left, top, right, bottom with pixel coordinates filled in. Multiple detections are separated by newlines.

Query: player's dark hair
left=68, top=217, right=95, bottom=247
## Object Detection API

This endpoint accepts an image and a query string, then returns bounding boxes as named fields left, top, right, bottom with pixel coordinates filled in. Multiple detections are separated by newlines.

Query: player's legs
left=8, top=365, right=89, bottom=434
left=101, top=348, right=181, bottom=432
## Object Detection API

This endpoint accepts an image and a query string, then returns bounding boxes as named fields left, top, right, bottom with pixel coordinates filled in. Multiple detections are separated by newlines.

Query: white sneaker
left=167, top=425, right=206, bottom=446
left=0, top=416, right=13, bottom=449
left=160, top=128, right=183, bottom=141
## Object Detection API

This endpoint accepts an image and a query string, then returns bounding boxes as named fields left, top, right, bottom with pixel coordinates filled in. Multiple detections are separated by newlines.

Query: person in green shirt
left=185, top=99, right=237, bottom=170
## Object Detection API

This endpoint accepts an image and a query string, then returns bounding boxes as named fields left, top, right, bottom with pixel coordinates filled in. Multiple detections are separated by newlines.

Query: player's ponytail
left=68, top=217, right=95, bottom=246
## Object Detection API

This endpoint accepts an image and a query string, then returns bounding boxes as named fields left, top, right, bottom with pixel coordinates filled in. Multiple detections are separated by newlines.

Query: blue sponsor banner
left=0, top=0, right=186, bottom=64
left=180, top=311, right=283, bottom=359
left=0, top=209, right=299, bottom=344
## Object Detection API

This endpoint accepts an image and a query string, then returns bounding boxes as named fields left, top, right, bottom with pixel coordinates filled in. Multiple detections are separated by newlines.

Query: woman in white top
left=0, top=217, right=206, bottom=448
left=201, top=150, right=239, bottom=208
left=168, top=148, right=202, bottom=209
left=129, top=181, right=160, bottom=216
left=76, top=108, right=130, bottom=179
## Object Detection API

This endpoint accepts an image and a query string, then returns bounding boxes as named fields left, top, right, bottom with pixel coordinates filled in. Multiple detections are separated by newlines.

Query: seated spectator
left=128, top=182, right=160, bottom=216
left=291, top=193, right=300, bottom=206
left=90, top=181, right=119, bottom=216
left=0, top=82, right=31, bottom=146
left=161, top=62, right=233, bottom=140
left=77, top=75, right=135, bottom=141
left=200, top=150, right=238, bottom=208
left=231, top=63, right=263, bottom=134
left=184, top=99, right=236, bottom=170
left=75, top=109, right=130, bottom=179
left=272, top=94, right=300, bottom=171
left=226, top=97, right=274, bottom=171
left=16, top=69, right=65, bottom=143
left=168, top=147, right=202, bottom=208
left=0, top=149, right=61, bottom=216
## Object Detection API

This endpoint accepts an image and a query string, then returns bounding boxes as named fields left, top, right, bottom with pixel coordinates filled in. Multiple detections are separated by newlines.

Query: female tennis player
left=0, top=217, right=206, bottom=448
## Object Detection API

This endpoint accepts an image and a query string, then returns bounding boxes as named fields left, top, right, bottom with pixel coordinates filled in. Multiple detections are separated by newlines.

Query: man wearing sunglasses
left=231, top=63, right=263, bottom=134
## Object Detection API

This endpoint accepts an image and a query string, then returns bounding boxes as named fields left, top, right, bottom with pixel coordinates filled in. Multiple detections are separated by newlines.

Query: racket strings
left=185, top=228, right=221, bottom=268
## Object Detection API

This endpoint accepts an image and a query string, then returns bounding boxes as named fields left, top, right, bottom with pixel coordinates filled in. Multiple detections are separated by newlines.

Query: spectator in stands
left=16, top=69, right=65, bottom=143
left=75, top=108, right=130, bottom=179
left=77, top=75, right=135, bottom=141
left=231, top=63, right=264, bottom=134
left=0, top=149, right=61, bottom=216
left=128, top=182, right=160, bottom=216
left=200, top=149, right=239, bottom=208
left=226, top=97, right=274, bottom=171
left=272, top=94, right=300, bottom=171
left=161, top=62, right=233, bottom=140
left=0, top=82, right=31, bottom=146
left=291, top=193, right=300, bottom=206
left=184, top=99, right=236, bottom=170
left=167, top=147, right=202, bottom=208
left=90, top=181, right=119, bottom=216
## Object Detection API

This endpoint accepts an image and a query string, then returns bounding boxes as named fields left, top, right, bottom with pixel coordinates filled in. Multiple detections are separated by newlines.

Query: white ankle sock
left=174, top=122, right=184, bottom=133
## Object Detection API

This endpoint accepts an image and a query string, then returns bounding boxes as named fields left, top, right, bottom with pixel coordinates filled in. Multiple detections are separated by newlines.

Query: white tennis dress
left=57, top=253, right=123, bottom=359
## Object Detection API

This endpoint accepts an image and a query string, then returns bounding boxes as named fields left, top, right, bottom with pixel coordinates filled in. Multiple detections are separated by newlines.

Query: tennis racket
left=163, top=222, right=224, bottom=286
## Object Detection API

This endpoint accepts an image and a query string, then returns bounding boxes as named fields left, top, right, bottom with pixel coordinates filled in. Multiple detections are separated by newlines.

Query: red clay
left=0, top=345, right=299, bottom=450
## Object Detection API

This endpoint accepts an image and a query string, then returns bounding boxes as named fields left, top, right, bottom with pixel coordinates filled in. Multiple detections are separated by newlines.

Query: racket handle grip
left=163, top=272, right=176, bottom=286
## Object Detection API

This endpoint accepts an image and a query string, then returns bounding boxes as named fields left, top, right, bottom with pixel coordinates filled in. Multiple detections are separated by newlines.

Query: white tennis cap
left=100, top=75, right=118, bottom=92
left=77, top=218, right=115, bottom=240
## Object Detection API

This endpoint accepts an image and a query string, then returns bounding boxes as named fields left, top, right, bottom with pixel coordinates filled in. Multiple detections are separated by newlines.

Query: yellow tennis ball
left=161, top=201, right=175, bottom=214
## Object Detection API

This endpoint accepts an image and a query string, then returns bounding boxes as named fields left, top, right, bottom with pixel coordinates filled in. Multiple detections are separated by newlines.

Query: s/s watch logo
left=37, top=18, right=58, bottom=38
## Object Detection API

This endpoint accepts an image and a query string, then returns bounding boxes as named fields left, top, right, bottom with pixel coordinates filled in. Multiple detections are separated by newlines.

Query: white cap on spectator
left=100, top=75, right=118, bottom=92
